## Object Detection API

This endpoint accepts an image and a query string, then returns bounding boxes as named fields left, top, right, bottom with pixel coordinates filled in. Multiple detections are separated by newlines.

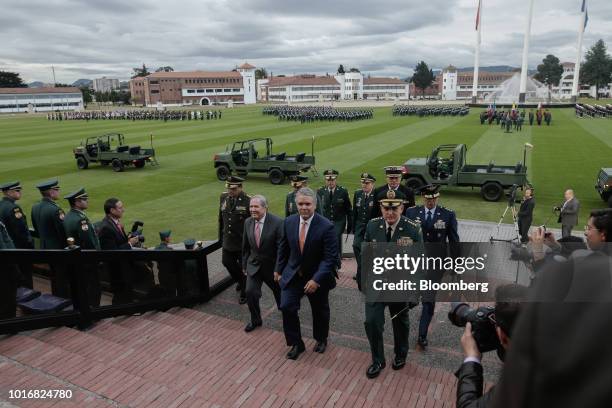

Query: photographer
left=456, top=284, right=527, bottom=408
left=517, top=187, right=534, bottom=244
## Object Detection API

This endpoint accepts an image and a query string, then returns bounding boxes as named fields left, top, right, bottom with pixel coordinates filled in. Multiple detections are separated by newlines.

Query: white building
left=441, top=65, right=515, bottom=101
left=236, top=62, right=256, bottom=104
left=552, top=62, right=611, bottom=99
left=93, top=77, right=120, bottom=93
left=0, top=87, right=83, bottom=113
left=258, top=70, right=408, bottom=102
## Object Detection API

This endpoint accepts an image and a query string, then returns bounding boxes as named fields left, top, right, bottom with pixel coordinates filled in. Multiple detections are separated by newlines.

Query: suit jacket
left=518, top=197, right=535, bottom=222
left=97, top=216, right=131, bottom=250
left=559, top=197, right=579, bottom=227
left=275, top=212, right=337, bottom=290
left=242, top=213, right=283, bottom=277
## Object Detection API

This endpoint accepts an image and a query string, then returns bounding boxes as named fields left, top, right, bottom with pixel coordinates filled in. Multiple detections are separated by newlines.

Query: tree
left=534, top=54, right=563, bottom=103
left=412, top=61, right=435, bottom=99
left=337, top=64, right=345, bottom=74
left=581, top=39, right=612, bottom=100
left=255, top=68, right=268, bottom=80
left=349, top=67, right=360, bottom=73
left=0, top=71, right=27, bottom=88
left=80, top=87, right=93, bottom=104
left=155, top=66, right=174, bottom=72
left=131, top=63, right=150, bottom=78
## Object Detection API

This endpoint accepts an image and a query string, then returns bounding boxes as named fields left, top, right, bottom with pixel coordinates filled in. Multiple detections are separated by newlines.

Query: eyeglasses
left=584, top=224, right=599, bottom=232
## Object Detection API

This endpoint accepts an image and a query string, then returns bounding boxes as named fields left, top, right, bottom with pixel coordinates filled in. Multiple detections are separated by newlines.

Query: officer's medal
left=14, top=208, right=23, bottom=219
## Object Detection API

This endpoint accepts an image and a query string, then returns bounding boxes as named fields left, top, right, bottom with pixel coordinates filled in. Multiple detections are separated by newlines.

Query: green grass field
left=0, top=106, right=610, bottom=243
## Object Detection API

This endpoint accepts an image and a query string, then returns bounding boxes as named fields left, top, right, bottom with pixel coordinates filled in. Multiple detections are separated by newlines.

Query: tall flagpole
left=571, top=1, right=588, bottom=103
left=519, top=0, right=535, bottom=103
left=471, top=0, right=482, bottom=104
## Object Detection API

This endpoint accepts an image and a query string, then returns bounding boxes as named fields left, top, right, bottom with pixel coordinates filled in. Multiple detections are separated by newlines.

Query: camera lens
left=448, top=302, right=471, bottom=327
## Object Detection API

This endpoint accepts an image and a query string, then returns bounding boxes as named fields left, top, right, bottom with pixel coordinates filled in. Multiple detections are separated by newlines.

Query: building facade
left=0, top=87, right=83, bottom=113
left=129, top=63, right=257, bottom=107
left=93, top=77, right=120, bottom=93
left=441, top=65, right=515, bottom=101
left=552, top=62, right=611, bottom=99
left=362, top=77, right=409, bottom=100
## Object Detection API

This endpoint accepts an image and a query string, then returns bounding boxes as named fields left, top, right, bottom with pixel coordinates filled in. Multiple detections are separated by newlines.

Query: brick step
left=1, top=307, right=457, bottom=407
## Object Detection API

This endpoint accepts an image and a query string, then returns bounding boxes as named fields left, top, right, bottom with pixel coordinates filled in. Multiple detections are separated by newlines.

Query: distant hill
left=73, top=78, right=92, bottom=87
left=28, top=81, right=45, bottom=88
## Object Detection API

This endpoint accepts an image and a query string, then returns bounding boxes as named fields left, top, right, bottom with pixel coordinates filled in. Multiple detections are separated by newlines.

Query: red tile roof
left=456, top=71, right=515, bottom=85
left=267, top=76, right=340, bottom=87
left=146, top=71, right=242, bottom=79
left=239, top=62, right=256, bottom=69
left=363, top=77, right=406, bottom=85
left=0, top=87, right=81, bottom=94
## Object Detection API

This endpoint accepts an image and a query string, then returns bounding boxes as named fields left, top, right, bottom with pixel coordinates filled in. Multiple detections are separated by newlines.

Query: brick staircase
left=0, top=306, right=457, bottom=407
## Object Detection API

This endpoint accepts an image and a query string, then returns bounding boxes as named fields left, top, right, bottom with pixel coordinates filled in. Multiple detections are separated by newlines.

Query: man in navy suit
left=275, top=187, right=338, bottom=360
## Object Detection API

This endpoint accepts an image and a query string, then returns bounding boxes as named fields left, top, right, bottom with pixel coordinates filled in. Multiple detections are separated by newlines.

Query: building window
left=151, top=90, right=159, bottom=94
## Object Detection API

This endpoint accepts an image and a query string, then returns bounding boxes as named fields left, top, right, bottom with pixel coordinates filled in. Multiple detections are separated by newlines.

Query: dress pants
left=246, top=270, right=281, bottom=324
left=518, top=217, right=531, bottom=243
left=222, top=249, right=246, bottom=297
left=364, top=302, right=409, bottom=364
left=280, top=276, right=330, bottom=346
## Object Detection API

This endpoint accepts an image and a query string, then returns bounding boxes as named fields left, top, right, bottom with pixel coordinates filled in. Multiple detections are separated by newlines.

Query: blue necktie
left=426, top=210, right=433, bottom=227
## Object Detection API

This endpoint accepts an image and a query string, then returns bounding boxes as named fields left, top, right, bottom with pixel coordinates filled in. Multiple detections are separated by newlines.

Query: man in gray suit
left=242, top=194, right=283, bottom=332
left=555, top=189, right=580, bottom=238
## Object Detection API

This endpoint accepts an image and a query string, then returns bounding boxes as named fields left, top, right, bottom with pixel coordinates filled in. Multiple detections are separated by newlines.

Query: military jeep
left=213, top=138, right=315, bottom=184
left=595, top=168, right=612, bottom=203
left=73, top=133, right=157, bottom=172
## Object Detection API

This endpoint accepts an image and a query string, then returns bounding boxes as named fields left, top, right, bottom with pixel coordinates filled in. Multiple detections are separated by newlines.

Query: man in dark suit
left=405, top=185, right=460, bottom=348
left=242, top=194, right=283, bottom=332
left=276, top=187, right=337, bottom=360
left=517, top=187, right=535, bottom=243
left=98, top=197, right=139, bottom=304
left=371, top=166, right=415, bottom=219
left=555, top=189, right=580, bottom=238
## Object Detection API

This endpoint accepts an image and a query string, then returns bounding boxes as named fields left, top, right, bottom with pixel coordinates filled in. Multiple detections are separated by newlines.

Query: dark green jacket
left=285, top=191, right=298, bottom=217
left=364, top=216, right=422, bottom=244
left=218, top=191, right=250, bottom=252
left=0, top=197, right=33, bottom=248
left=63, top=208, right=100, bottom=250
left=154, top=242, right=172, bottom=250
left=0, top=220, right=15, bottom=249
left=317, top=185, right=352, bottom=232
left=352, top=189, right=376, bottom=244
left=31, top=198, right=66, bottom=249
left=371, top=184, right=415, bottom=219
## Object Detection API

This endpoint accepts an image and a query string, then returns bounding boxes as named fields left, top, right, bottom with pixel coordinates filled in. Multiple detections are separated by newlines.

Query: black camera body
left=129, top=221, right=145, bottom=244
left=509, top=243, right=532, bottom=263
left=449, top=302, right=501, bottom=353
left=505, top=184, right=520, bottom=206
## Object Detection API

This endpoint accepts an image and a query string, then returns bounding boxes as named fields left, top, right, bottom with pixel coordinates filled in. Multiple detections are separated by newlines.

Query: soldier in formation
left=263, top=106, right=373, bottom=123
left=394, top=105, right=469, bottom=117
left=49, top=109, right=223, bottom=121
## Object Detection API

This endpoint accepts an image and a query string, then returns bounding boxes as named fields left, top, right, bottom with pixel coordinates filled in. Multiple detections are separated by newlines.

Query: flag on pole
left=475, top=0, right=482, bottom=30
left=581, top=0, right=588, bottom=30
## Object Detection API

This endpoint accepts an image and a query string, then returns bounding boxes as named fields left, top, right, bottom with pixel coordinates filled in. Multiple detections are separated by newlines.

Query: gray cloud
left=1, top=0, right=610, bottom=83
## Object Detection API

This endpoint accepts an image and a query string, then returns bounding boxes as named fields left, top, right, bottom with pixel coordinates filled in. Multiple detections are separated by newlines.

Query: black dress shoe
left=286, top=342, right=306, bottom=360
left=366, top=361, right=386, bottom=379
left=239, top=296, right=247, bottom=304
left=313, top=340, right=327, bottom=353
left=244, top=321, right=262, bottom=332
left=417, top=336, right=428, bottom=348
left=392, top=355, right=406, bottom=370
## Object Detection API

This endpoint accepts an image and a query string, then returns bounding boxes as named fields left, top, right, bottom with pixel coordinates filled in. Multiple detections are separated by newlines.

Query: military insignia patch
left=397, top=237, right=413, bottom=246
left=59, top=210, right=65, bottom=220
left=81, top=220, right=89, bottom=231
left=368, top=201, right=373, bottom=207
left=386, top=190, right=396, bottom=199
left=236, top=206, right=247, bottom=211
left=14, top=209, right=23, bottom=219
left=221, top=200, right=227, bottom=211
left=434, top=220, right=446, bottom=229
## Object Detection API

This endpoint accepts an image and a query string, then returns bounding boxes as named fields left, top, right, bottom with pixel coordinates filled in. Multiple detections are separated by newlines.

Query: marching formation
left=392, top=104, right=470, bottom=117
left=575, top=103, right=612, bottom=118
left=47, top=109, right=223, bottom=121
left=479, top=106, right=552, bottom=130
left=263, top=105, right=374, bottom=123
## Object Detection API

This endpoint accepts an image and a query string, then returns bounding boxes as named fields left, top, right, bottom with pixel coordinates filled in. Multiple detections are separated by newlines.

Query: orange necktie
left=299, top=221, right=306, bottom=253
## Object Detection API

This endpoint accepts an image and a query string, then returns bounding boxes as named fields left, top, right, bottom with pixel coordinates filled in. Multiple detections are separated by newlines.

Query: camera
left=509, top=243, right=532, bottom=263
left=129, top=221, right=146, bottom=245
left=505, top=184, right=520, bottom=206
left=449, top=302, right=501, bottom=353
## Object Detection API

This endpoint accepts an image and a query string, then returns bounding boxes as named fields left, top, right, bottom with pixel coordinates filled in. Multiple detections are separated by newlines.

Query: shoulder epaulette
left=402, top=216, right=420, bottom=228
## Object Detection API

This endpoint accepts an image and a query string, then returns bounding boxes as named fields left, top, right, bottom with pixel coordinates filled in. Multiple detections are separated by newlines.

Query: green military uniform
left=63, top=188, right=101, bottom=306
left=218, top=176, right=250, bottom=301
left=0, top=220, right=19, bottom=319
left=155, top=230, right=176, bottom=296
left=285, top=175, right=309, bottom=217
left=364, top=209, right=422, bottom=370
left=317, top=170, right=352, bottom=264
left=32, top=180, right=70, bottom=298
left=370, top=166, right=415, bottom=220
left=352, top=173, right=377, bottom=290
left=0, top=181, right=34, bottom=288
left=181, top=238, right=200, bottom=297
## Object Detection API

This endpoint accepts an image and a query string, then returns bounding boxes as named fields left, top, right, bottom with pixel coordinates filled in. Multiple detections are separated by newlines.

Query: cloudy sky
left=2, top=0, right=611, bottom=83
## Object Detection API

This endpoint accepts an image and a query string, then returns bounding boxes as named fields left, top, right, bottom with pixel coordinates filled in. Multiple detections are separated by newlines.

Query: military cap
left=420, top=184, right=441, bottom=199
left=384, top=166, right=403, bottom=176
left=290, top=174, right=308, bottom=185
left=360, top=172, right=376, bottom=183
left=184, top=238, right=196, bottom=249
left=0, top=181, right=21, bottom=191
left=159, top=230, right=172, bottom=240
left=36, top=179, right=60, bottom=192
left=225, top=176, right=244, bottom=189
left=63, top=187, right=88, bottom=201
left=323, top=169, right=339, bottom=180
left=379, top=198, right=404, bottom=209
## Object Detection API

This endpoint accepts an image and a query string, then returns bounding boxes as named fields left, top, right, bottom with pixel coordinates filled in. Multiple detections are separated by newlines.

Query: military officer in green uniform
left=285, top=175, right=309, bottom=217
left=219, top=176, right=250, bottom=304
left=363, top=195, right=422, bottom=379
left=63, top=187, right=101, bottom=306
left=351, top=173, right=376, bottom=291
left=31, top=179, right=69, bottom=297
left=0, top=220, right=19, bottom=319
left=155, top=230, right=176, bottom=296
left=181, top=238, right=200, bottom=297
left=0, top=181, right=34, bottom=288
left=317, top=169, right=352, bottom=266
left=371, top=166, right=415, bottom=219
